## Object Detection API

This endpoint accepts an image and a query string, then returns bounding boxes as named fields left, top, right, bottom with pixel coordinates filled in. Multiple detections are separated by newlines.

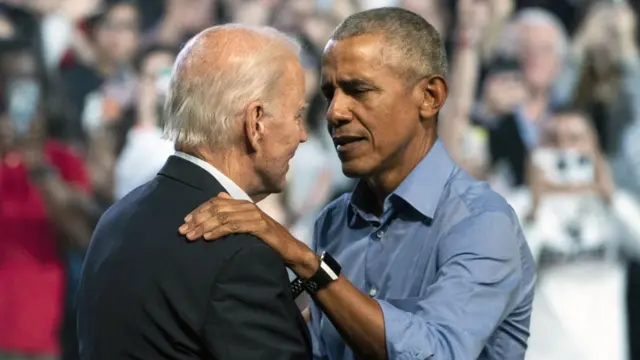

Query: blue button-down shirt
left=310, top=141, right=536, bottom=360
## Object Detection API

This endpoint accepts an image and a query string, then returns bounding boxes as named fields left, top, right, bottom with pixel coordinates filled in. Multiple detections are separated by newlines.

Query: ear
left=243, top=100, right=268, bottom=152
left=416, top=75, right=448, bottom=120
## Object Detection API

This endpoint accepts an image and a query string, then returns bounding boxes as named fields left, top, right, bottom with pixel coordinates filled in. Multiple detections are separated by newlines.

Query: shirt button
left=369, top=287, right=378, bottom=297
left=376, top=230, right=385, bottom=239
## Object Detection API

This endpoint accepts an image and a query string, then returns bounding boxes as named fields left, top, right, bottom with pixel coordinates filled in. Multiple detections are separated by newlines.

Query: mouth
left=332, top=135, right=366, bottom=151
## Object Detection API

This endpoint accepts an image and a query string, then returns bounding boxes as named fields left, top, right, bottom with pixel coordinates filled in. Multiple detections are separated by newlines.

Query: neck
left=365, top=127, right=436, bottom=214
left=179, top=145, right=258, bottom=199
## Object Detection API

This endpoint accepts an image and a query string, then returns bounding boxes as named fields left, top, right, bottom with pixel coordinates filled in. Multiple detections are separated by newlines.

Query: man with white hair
left=77, top=25, right=311, bottom=359
left=487, top=8, right=570, bottom=188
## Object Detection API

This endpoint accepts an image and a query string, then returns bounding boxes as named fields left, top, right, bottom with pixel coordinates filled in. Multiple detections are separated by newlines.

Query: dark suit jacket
left=77, top=155, right=311, bottom=360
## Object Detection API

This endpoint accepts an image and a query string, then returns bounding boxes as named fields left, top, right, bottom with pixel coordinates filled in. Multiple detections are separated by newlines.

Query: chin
left=340, top=160, right=375, bottom=179
left=263, top=177, right=287, bottom=194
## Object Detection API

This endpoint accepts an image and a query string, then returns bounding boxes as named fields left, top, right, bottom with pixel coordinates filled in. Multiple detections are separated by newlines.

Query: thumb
left=218, top=192, right=232, bottom=199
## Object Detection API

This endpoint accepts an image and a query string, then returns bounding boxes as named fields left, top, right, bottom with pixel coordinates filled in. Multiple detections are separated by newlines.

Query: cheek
left=267, top=123, right=298, bottom=155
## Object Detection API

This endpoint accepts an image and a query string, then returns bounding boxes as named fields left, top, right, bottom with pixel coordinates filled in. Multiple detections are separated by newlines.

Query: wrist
left=292, top=247, right=319, bottom=280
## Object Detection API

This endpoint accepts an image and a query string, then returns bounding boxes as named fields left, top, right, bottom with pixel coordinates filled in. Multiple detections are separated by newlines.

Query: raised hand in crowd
left=572, top=0, right=636, bottom=58
left=481, top=0, right=516, bottom=60
left=439, top=0, right=490, bottom=169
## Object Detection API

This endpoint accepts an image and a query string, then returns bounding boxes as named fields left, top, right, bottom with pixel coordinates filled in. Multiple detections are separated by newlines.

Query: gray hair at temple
left=329, top=7, right=448, bottom=80
left=163, top=24, right=301, bottom=150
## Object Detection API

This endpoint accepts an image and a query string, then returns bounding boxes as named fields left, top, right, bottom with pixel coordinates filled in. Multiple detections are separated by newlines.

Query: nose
left=326, top=92, right=353, bottom=130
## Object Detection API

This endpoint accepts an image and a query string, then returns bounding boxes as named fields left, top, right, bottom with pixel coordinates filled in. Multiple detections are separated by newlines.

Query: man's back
left=77, top=156, right=310, bottom=359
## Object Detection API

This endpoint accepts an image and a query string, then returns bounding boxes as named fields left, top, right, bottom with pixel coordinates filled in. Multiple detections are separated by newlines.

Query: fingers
left=182, top=197, right=255, bottom=228
left=200, top=219, right=265, bottom=242
left=183, top=193, right=232, bottom=222
left=218, top=192, right=232, bottom=199
left=183, top=209, right=263, bottom=241
left=184, top=202, right=256, bottom=233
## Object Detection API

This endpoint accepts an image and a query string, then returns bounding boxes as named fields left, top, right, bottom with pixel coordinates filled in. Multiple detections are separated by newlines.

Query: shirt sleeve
left=309, top=217, right=327, bottom=359
left=378, top=211, right=533, bottom=360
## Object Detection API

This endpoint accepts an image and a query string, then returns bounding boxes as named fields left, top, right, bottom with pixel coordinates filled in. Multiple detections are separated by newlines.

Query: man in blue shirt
left=179, top=7, right=536, bottom=360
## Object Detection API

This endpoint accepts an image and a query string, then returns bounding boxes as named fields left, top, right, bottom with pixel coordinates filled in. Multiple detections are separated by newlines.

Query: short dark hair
left=330, top=7, right=447, bottom=80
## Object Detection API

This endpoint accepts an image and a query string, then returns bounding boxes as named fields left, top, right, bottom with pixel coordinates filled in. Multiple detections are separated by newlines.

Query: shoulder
left=221, top=235, right=285, bottom=268
left=438, top=171, right=524, bottom=257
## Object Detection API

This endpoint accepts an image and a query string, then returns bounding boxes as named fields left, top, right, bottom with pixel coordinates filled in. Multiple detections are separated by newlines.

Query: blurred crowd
left=1, top=0, right=640, bottom=359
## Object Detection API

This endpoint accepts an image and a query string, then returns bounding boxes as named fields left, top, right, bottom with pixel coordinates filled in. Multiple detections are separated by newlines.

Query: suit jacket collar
left=158, top=155, right=226, bottom=196
left=172, top=152, right=252, bottom=201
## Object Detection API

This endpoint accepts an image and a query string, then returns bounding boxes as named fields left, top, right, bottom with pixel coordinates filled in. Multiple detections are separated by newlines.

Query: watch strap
left=304, top=252, right=341, bottom=294
left=290, top=277, right=305, bottom=299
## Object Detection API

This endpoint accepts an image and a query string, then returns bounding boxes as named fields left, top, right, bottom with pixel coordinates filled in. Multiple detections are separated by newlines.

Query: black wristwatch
left=303, top=251, right=341, bottom=294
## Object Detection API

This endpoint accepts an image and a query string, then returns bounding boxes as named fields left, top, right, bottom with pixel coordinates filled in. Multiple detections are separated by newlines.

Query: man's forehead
left=321, top=35, right=390, bottom=81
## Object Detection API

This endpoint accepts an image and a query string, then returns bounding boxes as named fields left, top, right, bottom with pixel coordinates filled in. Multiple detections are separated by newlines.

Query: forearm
left=447, top=35, right=481, bottom=119
left=313, top=277, right=387, bottom=360
left=292, top=248, right=387, bottom=360
left=480, top=18, right=508, bottom=63
left=441, top=39, right=481, bottom=164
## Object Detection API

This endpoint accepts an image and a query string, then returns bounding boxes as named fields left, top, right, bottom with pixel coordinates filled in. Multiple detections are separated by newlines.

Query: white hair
left=514, top=8, right=569, bottom=57
left=162, top=24, right=301, bottom=149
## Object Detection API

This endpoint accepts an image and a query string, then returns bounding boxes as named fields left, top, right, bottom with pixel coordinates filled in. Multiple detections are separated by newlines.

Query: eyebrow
left=339, top=78, right=375, bottom=88
left=320, top=78, right=379, bottom=93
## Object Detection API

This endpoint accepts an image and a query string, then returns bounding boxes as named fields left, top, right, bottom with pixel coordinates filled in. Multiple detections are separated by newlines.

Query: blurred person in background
left=113, top=44, right=176, bottom=200
left=484, top=8, right=569, bottom=189
left=61, top=0, right=140, bottom=147
left=222, top=0, right=276, bottom=26
left=569, top=1, right=639, bottom=157
left=148, top=0, right=216, bottom=47
left=508, top=108, right=640, bottom=360
left=57, top=0, right=142, bottom=209
left=399, top=0, right=451, bottom=41
left=0, top=42, right=93, bottom=360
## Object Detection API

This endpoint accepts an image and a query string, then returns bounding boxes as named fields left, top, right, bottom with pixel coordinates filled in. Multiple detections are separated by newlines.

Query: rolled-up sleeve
left=378, top=211, right=531, bottom=360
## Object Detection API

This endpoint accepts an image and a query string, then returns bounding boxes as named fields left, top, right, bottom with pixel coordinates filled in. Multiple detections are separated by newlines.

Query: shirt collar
left=350, top=140, right=455, bottom=220
left=173, top=151, right=253, bottom=202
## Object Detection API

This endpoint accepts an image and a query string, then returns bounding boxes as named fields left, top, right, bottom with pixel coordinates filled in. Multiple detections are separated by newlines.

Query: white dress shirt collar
left=173, top=151, right=252, bottom=202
